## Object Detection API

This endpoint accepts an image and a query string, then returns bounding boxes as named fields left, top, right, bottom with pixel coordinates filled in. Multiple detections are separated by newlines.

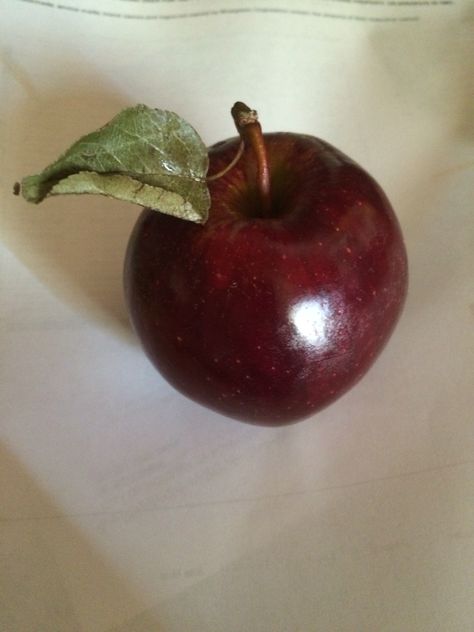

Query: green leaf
left=19, top=105, right=210, bottom=223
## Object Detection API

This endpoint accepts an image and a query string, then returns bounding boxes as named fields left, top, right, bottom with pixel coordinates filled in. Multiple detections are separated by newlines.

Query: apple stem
left=231, top=102, right=271, bottom=216
left=206, top=141, right=244, bottom=181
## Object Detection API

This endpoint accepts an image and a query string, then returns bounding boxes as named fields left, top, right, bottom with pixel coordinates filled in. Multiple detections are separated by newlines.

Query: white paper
left=1, top=1, right=473, bottom=630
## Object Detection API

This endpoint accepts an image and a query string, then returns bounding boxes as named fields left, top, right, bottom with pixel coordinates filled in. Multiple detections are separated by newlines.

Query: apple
left=124, top=103, right=408, bottom=425
left=17, top=102, right=407, bottom=425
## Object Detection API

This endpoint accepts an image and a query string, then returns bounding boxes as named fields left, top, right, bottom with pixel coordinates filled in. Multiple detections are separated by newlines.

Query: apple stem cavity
left=231, top=101, right=271, bottom=217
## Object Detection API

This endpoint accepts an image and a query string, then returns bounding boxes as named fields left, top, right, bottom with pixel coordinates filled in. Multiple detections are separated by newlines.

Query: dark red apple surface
left=124, top=133, right=408, bottom=425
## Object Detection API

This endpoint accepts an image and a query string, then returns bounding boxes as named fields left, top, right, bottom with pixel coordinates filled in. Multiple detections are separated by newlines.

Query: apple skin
left=124, top=133, right=408, bottom=425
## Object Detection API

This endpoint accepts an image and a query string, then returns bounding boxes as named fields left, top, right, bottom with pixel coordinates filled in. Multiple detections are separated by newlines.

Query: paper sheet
left=1, top=1, right=473, bottom=630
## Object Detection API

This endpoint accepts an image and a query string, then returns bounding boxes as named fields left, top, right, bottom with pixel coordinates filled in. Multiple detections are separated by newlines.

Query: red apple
left=124, top=115, right=408, bottom=424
